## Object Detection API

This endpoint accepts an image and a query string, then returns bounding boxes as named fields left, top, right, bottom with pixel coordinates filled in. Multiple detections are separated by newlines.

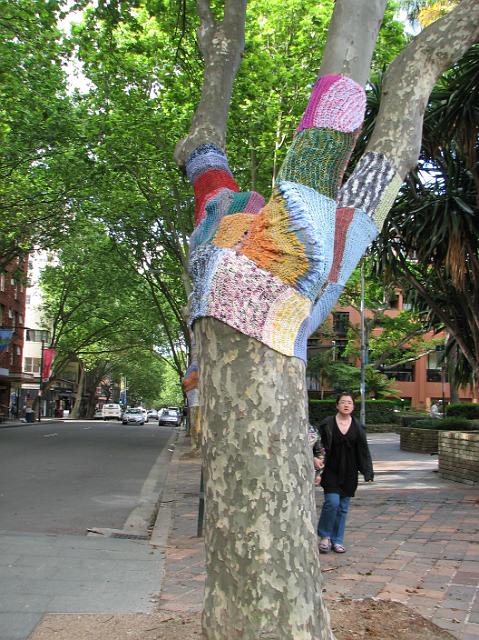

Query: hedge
left=446, top=403, right=479, bottom=419
left=309, top=399, right=398, bottom=426
left=406, top=417, right=474, bottom=431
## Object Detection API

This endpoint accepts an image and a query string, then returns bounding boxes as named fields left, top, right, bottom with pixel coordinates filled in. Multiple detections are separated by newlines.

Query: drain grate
left=110, top=533, right=149, bottom=540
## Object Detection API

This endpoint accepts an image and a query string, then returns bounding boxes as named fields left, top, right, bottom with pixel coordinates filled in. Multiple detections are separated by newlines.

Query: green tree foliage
left=0, top=0, right=84, bottom=269
left=40, top=217, right=183, bottom=412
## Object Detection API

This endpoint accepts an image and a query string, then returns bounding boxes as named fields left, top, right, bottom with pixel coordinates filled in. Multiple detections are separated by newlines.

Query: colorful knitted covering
left=182, top=362, right=199, bottom=407
left=185, top=75, right=401, bottom=361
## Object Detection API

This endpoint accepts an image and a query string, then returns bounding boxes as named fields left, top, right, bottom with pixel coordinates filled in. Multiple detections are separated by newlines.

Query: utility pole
left=360, top=261, right=367, bottom=425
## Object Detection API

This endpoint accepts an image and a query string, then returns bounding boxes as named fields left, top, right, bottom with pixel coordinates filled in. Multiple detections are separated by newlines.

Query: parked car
left=122, top=408, right=145, bottom=425
left=93, top=408, right=103, bottom=419
left=147, top=409, right=158, bottom=420
left=102, top=403, right=122, bottom=421
left=158, top=407, right=181, bottom=426
left=137, top=407, right=149, bottom=423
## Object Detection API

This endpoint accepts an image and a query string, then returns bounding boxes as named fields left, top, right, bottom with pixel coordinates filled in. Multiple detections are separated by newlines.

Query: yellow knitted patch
left=372, top=173, right=402, bottom=231
left=265, top=290, right=311, bottom=356
left=241, top=191, right=308, bottom=286
left=213, top=213, right=256, bottom=249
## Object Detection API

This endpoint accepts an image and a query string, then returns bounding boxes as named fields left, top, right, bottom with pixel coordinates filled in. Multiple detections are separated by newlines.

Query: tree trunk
left=70, top=365, right=84, bottom=419
left=198, top=318, right=333, bottom=640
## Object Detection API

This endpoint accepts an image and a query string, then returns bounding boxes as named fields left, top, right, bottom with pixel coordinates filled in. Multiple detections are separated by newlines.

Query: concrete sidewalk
left=157, top=432, right=479, bottom=640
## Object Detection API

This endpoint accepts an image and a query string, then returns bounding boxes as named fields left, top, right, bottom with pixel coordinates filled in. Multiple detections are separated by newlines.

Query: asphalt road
left=0, top=420, right=175, bottom=535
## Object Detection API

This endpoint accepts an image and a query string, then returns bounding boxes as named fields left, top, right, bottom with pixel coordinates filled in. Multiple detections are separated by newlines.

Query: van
left=101, top=403, right=122, bottom=421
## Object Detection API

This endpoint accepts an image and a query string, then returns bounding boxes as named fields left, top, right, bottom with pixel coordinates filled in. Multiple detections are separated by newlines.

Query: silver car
left=122, top=408, right=145, bottom=425
left=158, top=408, right=181, bottom=426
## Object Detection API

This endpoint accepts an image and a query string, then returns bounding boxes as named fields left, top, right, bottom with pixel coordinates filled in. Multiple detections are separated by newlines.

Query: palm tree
left=375, top=44, right=479, bottom=397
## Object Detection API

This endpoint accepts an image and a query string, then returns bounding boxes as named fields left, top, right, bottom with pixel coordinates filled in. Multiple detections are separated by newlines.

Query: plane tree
left=173, top=1, right=479, bottom=638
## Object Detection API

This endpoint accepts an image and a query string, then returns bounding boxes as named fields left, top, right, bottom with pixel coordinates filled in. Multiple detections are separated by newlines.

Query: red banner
left=42, top=348, right=56, bottom=382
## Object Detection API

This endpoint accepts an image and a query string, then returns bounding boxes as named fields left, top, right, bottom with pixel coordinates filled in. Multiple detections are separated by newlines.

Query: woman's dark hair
left=336, top=392, right=355, bottom=404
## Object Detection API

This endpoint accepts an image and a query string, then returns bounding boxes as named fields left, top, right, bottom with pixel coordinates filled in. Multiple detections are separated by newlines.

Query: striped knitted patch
left=337, top=151, right=401, bottom=225
left=277, top=128, right=357, bottom=199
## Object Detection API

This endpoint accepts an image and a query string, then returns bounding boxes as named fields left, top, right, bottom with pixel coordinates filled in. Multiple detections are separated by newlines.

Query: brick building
left=0, top=258, right=28, bottom=418
left=307, top=290, right=476, bottom=410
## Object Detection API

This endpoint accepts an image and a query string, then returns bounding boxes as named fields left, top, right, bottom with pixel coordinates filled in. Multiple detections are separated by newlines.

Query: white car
left=122, top=408, right=145, bottom=425
left=158, top=407, right=181, bottom=426
left=137, top=407, right=149, bottom=423
left=102, top=403, right=122, bottom=421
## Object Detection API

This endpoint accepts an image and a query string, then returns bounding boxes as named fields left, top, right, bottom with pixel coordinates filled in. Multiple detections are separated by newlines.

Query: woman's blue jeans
left=317, top=492, right=351, bottom=545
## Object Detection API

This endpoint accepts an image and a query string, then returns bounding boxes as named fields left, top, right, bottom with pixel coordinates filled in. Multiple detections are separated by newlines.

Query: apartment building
left=0, top=258, right=28, bottom=418
left=308, top=290, right=475, bottom=410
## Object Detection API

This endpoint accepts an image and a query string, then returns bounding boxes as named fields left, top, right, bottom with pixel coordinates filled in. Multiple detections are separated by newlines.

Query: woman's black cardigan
left=313, top=415, right=374, bottom=482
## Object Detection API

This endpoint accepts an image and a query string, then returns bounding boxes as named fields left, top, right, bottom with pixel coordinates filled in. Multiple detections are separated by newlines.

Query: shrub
left=400, top=415, right=429, bottom=428
left=446, top=403, right=479, bottom=419
left=407, top=417, right=474, bottom=431
left=309, top=399, right=398, bottom=426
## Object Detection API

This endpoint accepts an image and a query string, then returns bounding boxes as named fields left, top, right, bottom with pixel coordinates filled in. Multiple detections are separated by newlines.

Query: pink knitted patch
left=296, top=75, right=366, bottom=134
left=243, top=191, right=266, bottom=214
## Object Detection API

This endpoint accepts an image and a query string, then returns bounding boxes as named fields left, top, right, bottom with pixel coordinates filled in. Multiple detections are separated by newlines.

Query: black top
left=320, top=419, right=361, bottom=497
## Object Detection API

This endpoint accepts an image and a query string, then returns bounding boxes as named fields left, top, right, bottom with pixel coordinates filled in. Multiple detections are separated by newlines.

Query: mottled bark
left=197, top=318, right=333, bottom=640
left=174, top=0, right=247, bottom=168
left=319, top=0, right=387, bottom=86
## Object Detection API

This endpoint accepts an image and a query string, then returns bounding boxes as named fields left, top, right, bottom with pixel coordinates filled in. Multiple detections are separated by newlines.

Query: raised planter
left=400, top=427, right=440, bottom=454
left=439, top=431, right=479, bottom=486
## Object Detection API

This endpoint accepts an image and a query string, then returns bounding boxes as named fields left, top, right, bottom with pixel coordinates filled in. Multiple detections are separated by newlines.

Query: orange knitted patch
left=213, top=213, right=256, bottom=249
left=241, top=191, right=308, bottom=286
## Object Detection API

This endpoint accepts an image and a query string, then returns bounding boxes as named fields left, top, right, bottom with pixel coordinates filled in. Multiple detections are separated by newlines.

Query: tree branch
left=174, top=0, right=247, bottom=167
left=368, top=0, right=479, bottom=177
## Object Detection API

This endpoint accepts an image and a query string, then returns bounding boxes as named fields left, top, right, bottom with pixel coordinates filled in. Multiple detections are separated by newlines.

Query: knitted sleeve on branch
left=185, top=76, right=401, bottom=361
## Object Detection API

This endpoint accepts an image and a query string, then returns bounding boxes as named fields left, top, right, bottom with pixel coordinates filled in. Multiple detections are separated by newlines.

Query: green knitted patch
left=277, top=128, right=356, bottom=199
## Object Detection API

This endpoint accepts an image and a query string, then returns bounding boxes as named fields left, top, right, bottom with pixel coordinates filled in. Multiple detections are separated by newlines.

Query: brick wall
left=439, top=431, right=479, bottom=486
left=0, top=258, right=28, bottom=373
left=399, top=427, right=439, bottom=453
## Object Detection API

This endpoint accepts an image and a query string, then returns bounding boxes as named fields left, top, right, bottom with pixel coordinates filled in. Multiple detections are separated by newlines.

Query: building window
left=384, top=363, right=415, bottom=382
left=334, top=339, right=349, bottom=361
left=15, top=346, right=21, bottom=355
left=24, top=357, right=41, bottom=374
left=26, top=295, right=31, bottom=305
left=0, top=273, right=5, bottom=291
left=25, top=329, right=50, bottom=342
left=333, top=312, right=349, bottom=336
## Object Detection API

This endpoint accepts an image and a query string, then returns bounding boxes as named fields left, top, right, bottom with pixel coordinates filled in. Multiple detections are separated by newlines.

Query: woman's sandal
left=319, top=538, right=331, bottom=553
left=332, top=543, right=346, bottom=553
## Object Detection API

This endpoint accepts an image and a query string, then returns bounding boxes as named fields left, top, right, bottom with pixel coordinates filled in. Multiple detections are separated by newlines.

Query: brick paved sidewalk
left=157, top=432, right=479, bottom=640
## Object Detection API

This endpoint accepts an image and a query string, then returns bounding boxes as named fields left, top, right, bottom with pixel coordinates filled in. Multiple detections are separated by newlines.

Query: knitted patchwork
left=190, top=189, right=235, bottom=252
left=213, top=213, right=256, bottom=249
left=188, top=244, right=226, bottom=321
left=333, top=207, right=378, bottom=286
left=185, top=145, right=239, bottom=224
left=186, top=144, right=232, bottom=183
left=277, top=128, right=357, bottom=199
left=226, top=191, right=265, bottom=215
left=240, top=190, right=310, bottom=291
left=307, top=282, right=345, bottom=338
left=194, top=171, right=239, bottom=224
left=296, top=75, right=366, bottom=135
left=204, top=251, right=311, bottom=358
left=182, top=362, right=199, bottom=407
left=337, top=151, right=402, bottom=230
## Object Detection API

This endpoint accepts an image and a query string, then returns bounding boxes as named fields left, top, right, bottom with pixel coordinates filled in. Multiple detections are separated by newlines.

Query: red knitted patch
left=328, top=206, right=355, bottom=282
left=194, top=169, right=239, bottom=224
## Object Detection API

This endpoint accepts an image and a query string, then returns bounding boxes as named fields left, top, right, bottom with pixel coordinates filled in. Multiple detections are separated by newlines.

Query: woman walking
left=315, top=392, right=374, bottom=554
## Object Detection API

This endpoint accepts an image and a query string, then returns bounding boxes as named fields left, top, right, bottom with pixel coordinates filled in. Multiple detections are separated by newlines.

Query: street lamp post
left=360, top=261, right=367, bottom=425
left=38, top=339, right=44, bottom=422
